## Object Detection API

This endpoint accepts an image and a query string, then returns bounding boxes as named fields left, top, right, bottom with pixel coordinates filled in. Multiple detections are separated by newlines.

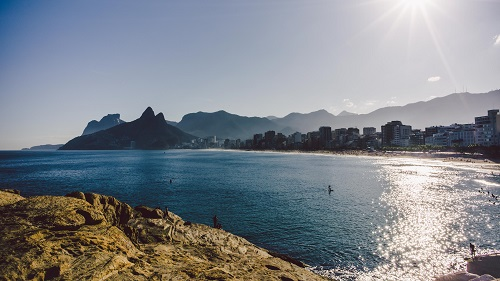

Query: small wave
left=311, top=265, right=361, bottom=281
left=474, top=179, right=500, bottom=187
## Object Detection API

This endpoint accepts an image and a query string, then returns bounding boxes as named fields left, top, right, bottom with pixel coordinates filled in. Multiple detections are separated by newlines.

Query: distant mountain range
left=61, top=90, right=500, bottom=149
left=177, top=90, right=500, bottom=139
left=82, top=114, right=125, bottom=135
left=60, top=107, right=196, bottom=150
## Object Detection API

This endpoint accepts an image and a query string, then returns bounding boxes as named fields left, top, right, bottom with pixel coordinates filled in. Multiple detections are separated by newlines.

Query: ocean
left=0, top=150, right=499, bottom=280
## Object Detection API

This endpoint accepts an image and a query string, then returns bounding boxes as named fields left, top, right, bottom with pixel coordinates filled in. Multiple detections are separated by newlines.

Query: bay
left=0, top=150, right=499, bottom=280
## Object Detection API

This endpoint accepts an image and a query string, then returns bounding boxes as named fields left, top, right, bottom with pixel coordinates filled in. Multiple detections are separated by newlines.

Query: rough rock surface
left=0, top=190, right=328, bottom=281
left=0, top=189, right=23, bottom=206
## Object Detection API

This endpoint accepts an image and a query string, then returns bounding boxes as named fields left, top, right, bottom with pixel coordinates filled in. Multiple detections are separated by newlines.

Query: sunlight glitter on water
left=349, top=158, right=498, bottom=281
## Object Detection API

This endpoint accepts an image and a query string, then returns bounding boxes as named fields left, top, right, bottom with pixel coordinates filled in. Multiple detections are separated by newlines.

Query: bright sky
left=1, top=0, right=499, bottom=149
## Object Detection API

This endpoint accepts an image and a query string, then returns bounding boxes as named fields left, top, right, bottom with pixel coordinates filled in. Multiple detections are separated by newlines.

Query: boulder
left=66, top=192, right=134, bottom=229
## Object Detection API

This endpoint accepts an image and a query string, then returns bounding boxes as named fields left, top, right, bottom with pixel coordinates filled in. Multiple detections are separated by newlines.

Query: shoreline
left=234, top=149, right=500, bottom=171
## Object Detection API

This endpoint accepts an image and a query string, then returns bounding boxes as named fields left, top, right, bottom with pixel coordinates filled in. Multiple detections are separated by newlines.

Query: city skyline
left=1, top=0, right=500, bottom=149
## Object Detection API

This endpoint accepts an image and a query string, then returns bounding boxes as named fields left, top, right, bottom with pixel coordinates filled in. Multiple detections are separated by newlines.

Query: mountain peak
left=155, top=112, right=165, bottom=122
left=141, top=107, right=155, bottom=119
left=61, top=107, right=196, bottom=150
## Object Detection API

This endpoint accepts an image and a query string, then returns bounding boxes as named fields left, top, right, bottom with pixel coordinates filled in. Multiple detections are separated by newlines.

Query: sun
left=400, top=0, right=431, bottom=9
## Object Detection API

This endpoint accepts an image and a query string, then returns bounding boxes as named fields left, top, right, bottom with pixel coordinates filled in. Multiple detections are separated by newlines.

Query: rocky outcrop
left=65, top=192, right=134, bottom=230
left=467, top=255, right=500, bottom=278
left=0, top=190, right=328, bottom=281
left=82, top=114, right=125, bottom=136
left=435, top=272, right=499, bottom=281
left=60, top=107, right=196, bottom=150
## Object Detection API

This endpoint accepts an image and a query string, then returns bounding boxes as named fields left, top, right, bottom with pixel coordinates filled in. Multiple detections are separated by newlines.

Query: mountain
left=272, top=109, right=336, bottom=133
left=176, top=110, right=282, bottom=140
left=60, top=107, right=196, bottom=150
left=335, top=90, right=500, bottom=130
left=272, top=90, right=500, bottom=132
left=21, top=144, right=63, bottom=151
left=82, top=114, right=125, bottom=135
left=172, top=90, right=499, bottom=139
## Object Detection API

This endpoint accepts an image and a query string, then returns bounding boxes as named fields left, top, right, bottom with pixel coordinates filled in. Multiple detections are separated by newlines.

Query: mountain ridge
left=60, top=107, right=196, bottom=150
left=274, top=90, right=500, bottom=133
left=176, top=110, right=281, bottom=140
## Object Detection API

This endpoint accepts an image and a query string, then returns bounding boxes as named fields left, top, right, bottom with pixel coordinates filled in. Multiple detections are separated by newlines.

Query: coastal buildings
left=319, top=126, right=332, bottom=148
left=424, top=124, right=476, bottom=147
left=363, top=127, right=376, bottom=136
left=409, top=130, right=425, bottom=146
left=334, top=128, right=348, bottom=147
left=475, top=109, right=500, bottom=146
left=191, top=108, right=499, bottom=151
left=381, top=121, right=412, bottom=147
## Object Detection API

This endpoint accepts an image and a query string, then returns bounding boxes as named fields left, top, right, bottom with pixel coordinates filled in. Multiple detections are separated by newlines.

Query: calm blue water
left=1, top=150, right=499, bottom=280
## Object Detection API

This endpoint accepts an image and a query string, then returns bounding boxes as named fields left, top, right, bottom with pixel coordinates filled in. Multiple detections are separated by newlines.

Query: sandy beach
left=252, top=149, right=500, bottom=171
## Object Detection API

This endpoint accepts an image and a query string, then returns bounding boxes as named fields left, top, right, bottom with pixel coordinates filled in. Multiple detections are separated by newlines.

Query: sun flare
left=400, top=0, right=429, bottom=8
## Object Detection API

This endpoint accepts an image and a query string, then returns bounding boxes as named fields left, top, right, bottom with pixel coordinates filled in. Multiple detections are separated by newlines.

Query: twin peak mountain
left=60, top=107, right=195, bottom=150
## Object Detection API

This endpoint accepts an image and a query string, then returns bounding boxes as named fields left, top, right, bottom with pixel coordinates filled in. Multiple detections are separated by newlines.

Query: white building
left=424, top=124, right=476, bottom=147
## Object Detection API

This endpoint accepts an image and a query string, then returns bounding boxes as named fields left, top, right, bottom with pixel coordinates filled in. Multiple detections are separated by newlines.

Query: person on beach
left=470, top=243, right=476, bottom=259
left=328, top=185, right=333, bottom=194
left=213, top=215, right=218, bottom=228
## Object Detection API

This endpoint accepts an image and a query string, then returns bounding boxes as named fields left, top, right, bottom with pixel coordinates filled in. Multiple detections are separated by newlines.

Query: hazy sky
left=1, top=0, right=499, bottom=149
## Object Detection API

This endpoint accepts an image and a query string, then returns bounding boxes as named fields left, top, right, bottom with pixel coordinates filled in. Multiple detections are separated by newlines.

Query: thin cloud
left=343, top=98, right=355, bottom=108
left=386, top=97, right=397, bottom=106
left=427, top=76, right=441, bottom=82
left=364, top=100, right=377, bottom=106
left=494, top=34, right=500, bottom=46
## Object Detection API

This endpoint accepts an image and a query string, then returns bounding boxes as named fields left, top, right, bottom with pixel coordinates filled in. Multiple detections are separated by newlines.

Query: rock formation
left=82, top=114, right=126, bottom=136
left=0, top=189, right=328, bottom=280
left=60, top=107, right=197, bottom=150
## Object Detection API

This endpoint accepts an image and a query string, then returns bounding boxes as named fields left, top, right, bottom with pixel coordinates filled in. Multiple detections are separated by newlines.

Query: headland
left=0, top=189, right=328, bottom=280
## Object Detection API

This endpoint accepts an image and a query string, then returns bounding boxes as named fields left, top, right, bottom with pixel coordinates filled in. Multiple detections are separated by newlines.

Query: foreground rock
left=0, top=190, right=328, bottom=281
left=435, top=254, right=500, bottom=281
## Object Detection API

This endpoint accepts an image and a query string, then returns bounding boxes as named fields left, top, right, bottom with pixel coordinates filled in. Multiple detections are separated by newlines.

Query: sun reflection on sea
left=358, top=158, right=483, bottom=280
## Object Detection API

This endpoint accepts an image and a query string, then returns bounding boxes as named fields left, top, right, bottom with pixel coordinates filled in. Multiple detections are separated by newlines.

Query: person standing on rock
left=470, top=243, right=476, bottom=260
left=213, top=215, right=218, bottom=228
